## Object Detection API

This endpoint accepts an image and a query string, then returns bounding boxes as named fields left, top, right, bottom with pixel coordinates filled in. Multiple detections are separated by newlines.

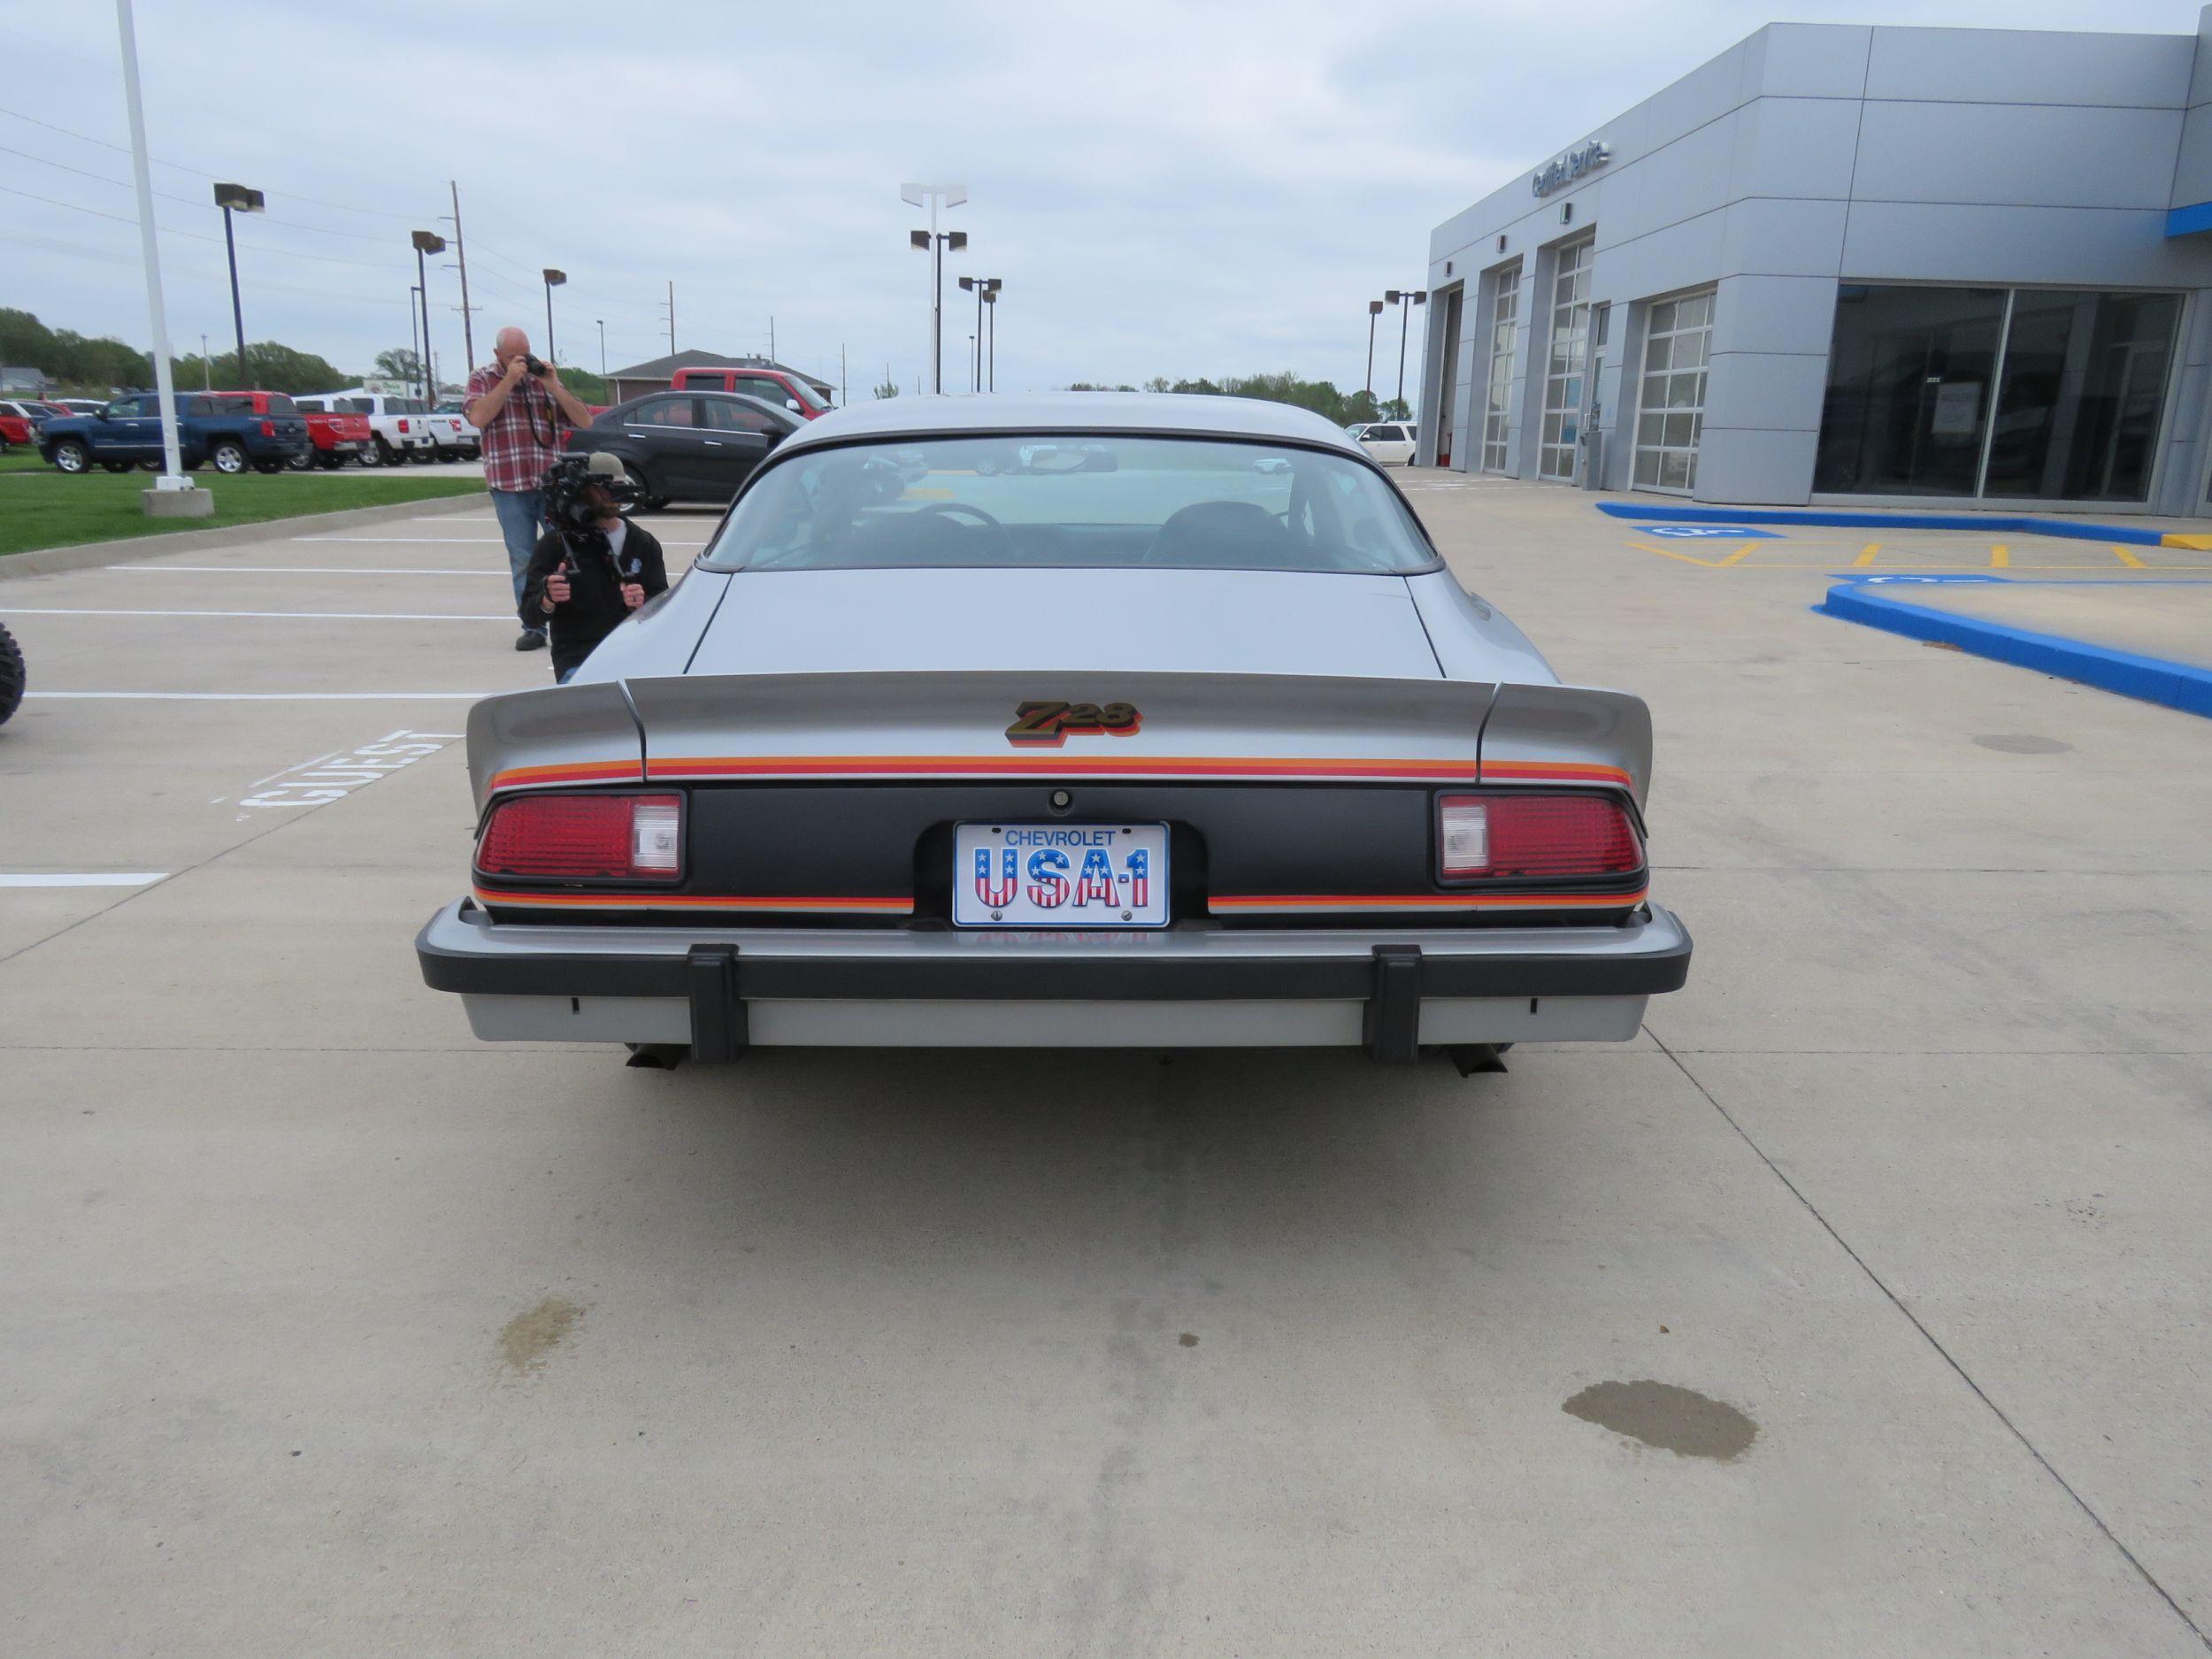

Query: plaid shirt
left=466, top=361, right=570, bottom=492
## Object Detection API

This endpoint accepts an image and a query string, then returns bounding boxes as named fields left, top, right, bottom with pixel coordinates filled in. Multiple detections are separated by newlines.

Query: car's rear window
left=697, top=434, right=1435, bottom=574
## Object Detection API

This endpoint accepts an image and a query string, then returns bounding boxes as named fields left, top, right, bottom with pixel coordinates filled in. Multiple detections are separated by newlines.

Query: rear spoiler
left=465, top=670, right=1651, bottom=810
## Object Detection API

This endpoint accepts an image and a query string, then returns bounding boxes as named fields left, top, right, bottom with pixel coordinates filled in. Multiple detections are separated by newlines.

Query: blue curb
left=1817, top=581, right=2212, bottom=718
left=1598, top=499, right=2172, bottom=547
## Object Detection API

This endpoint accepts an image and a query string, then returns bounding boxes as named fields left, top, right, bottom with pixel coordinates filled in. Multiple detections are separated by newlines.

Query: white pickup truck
left=294, top=389, right=437, bottom=466
left=430, top=401, right=481, bottom=460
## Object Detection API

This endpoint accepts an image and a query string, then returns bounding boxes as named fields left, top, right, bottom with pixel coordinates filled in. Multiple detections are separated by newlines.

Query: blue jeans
left=490, top=487, right=547, bottom=627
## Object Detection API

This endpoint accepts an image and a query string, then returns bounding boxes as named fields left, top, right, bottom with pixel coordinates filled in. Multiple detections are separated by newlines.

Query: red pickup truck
left=199, top=391, right=371, bottom=469
left=670, top=365, right=831, bottom=419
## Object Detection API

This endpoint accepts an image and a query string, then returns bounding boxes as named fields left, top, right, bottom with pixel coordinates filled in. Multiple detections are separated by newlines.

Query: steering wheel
left=912, top=499, right=1016, bottom=556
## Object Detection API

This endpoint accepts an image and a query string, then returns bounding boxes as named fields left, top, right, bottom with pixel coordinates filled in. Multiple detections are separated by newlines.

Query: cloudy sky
left=0, top=0, right=2195, bottom=396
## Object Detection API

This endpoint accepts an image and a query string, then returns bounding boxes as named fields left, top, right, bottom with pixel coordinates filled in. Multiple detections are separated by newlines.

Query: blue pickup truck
left=39, top=390, right=311, bottom=476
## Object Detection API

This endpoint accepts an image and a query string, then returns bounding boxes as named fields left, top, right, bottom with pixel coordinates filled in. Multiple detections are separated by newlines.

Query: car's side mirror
left=96, top=409, right=111, bottom=420
left=786, top=400, right=803, bottom=412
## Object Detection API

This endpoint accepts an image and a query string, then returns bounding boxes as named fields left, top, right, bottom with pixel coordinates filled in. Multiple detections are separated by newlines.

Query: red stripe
left=1210, top=889, right=1647, bottom=912
left=644, top=754, right=1480, bottom=781
left=1479, top=760, right=1634, bottom=787
left=473, top=887, right=912, bottom=913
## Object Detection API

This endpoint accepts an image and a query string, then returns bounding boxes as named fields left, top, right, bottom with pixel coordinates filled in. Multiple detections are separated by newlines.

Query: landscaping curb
left=1597, top=498, right=2212, bottom=551
left=1818, top=579, right=2212, bottom=718
left=0, top=489, right=485, bottom=580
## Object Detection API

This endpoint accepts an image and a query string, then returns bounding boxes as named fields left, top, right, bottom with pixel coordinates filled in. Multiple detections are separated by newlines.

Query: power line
left=0, top=103, right=428, bottom=222
left=0, top=140, right=416, bottom=245
left=0, top=181, right=414, bottom=272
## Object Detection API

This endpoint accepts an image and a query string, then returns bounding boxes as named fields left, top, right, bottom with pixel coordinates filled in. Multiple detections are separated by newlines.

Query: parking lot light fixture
left=212, top=182, right=264, bottom=388
left=901, top=182, right=967, bottom=394
left=1384, top=288, right=1428, bottom=417
left=541, top=268, right=565, bottom=366
left=983, top=284, right=1000, bottom=391
left=1366, top=299, right=1385, bottom=400
left=411, top=230, right=447, bottom=403
left=959, top=276, right=1001, bottom=393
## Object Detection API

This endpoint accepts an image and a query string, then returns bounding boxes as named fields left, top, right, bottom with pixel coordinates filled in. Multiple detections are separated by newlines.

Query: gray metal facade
left=1419, top=12, right=2212, bottom=513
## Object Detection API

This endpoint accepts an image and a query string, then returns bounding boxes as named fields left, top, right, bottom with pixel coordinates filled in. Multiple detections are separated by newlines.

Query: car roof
left=777, top=392, right=1363, bottom=457
left=595, top=389, right=795, bottom=421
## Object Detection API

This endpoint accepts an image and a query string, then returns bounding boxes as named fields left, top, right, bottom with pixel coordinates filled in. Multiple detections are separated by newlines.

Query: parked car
left=242, top=392, right=374, bottom=470
left=45, top=397, right=107, bottom=419
left=670, top=365, right=832, bottom=419
left=0, top=400, right=41, bottom=450
left=294, top=390, right=436, bottom=466
left=431, top=400, right=481, bottom=459
left=1357, top=422, right=1417, bottom=466
left=417, top=393, right=1691, bottom=1070
left=563, top=390, right=800, bottom=508
left=38, top=390, right=310, bottom=475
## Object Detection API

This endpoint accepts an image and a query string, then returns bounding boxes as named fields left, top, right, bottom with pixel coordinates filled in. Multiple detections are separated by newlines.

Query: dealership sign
left=1532, top=141, right=1610, bottom=196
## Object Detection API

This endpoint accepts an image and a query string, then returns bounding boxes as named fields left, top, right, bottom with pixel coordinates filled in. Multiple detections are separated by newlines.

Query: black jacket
left=520, top=519, right=669, bottom=679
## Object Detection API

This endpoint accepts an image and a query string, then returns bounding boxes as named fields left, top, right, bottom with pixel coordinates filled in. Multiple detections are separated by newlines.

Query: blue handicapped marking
left=1635, top=525, right=1783, bottom=540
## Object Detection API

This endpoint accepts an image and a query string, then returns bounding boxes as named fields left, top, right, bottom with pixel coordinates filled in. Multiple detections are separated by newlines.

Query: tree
left=1144, top=376, right=1172, bottom=394
left=173, top=342, right=350, bottom=396
left=872, top=379, right=901, bottom=400
left=373, top=347, right=422, bottom=382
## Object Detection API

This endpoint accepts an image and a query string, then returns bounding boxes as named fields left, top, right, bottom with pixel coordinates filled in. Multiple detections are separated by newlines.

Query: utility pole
left=447, top=181, right=474, bottom=372
left=664, top=280, right=675, bottom=357
left=840, top=342, right=846, bottom=406
left=768, top=315, right=776, bottom=365
left=412, top=230, right=447, bottom=402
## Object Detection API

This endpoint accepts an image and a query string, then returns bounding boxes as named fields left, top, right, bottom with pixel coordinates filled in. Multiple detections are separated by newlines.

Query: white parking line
left=27, top=691, right=502, bottom=702
left=10, top=608, right=513, bottom=621
left=0, top=873, right=168, bottom=887
left=118, top=565, right=506, bottom=577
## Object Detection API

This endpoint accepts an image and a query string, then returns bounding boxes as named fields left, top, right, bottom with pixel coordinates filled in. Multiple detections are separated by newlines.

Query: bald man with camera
left=466, top=326, right=597, bottom=652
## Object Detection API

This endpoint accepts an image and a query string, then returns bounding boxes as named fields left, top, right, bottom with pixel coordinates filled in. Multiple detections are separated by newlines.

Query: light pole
left=958, top=276, right=1000, bottom=393
left=596, top=319, right=606, bottom=377
left=983, top=287, right=999, bottom=391
left=1385, top=288, right=1427, bottom=416
left=541, top=268, right=565, bottom=365
left=114, top=0, right=195, bottom=503
left=411, top=230, right=446, bottom=403
left=212, top=181, right=262, bottom=387
left=199, top=334, right=210, bottom=391
left=409, top=285, right=423, bottom=394
left=1365, top=299, right=1384, bottom=402
left=900, top=182, right=967, bottom=394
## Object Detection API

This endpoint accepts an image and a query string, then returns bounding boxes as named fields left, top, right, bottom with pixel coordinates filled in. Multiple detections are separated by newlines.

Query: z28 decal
left=1005, top=700, right=1142, bottom=747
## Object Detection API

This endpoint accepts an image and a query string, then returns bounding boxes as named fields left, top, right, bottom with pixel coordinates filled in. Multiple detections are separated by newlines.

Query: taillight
left=397, top=419, right=411, bottom=433
left=1438, top=794, right=1641, bottom=880
left=258, top=419, right=273, bottom=435
left=476, top=793, right=683, bottom=881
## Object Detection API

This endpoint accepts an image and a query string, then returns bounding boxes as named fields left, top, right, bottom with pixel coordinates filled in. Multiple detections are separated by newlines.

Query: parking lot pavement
left=4, top=489, right=2209, bottom=1655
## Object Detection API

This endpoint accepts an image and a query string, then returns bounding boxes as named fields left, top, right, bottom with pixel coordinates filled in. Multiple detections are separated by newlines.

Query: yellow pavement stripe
left=2113, top=544, right=2147, bottom=568
left=1853, top=543, right=1879, bottom=567
left=2160, top=532, right=2212, bottom=550
left=1989, top=544, right=2009, bottom=568
left=1626, top=539, right=1742, bottom=568
left=1719, top=541, right=1758, bottom=566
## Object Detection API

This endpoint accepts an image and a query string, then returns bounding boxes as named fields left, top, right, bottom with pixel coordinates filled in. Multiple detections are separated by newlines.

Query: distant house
left=604, top=349, right=835, bottom=406
left=0, top=365, right=50, bottom=395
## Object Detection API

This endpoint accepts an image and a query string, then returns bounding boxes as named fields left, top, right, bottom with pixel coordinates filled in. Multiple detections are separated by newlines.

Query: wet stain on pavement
left=1973, top=733, right=2072, bottom=754
left=497, top=1297, right=585, bottom=1376
left=1178, top=1333, right=1199, bottom=1348
left=1563, top=1379, right=1756, bottom=1461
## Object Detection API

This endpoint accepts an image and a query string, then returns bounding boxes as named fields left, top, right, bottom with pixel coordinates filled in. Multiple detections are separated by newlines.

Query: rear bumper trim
left=417, top=900, right=1692, bottom=1003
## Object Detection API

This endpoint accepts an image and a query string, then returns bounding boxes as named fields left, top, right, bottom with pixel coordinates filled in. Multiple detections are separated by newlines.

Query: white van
left=294, top=389, right=438, bottom=466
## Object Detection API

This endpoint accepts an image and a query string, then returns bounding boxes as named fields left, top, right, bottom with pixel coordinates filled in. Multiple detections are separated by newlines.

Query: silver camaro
left=416, top=394, right=1691, bottom=1071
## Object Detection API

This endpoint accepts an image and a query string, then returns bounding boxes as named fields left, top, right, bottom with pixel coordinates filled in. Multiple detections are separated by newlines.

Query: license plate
left=953, top=822, right=1168, bottom=928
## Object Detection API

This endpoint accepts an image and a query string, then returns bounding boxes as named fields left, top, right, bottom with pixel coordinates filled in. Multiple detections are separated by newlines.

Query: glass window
left=1815, top=285, right=2008, bottom=496
left=703, top=396, right=779, bottom=433
left=1632, top=288, right=1714, bottom=494
left=264, top=394, right=297, bottom=416
left=337, top=397, right=373, bottom=414
left=1984, top=291, right=2178, bottom=502
left=1817, top=284, right=2179, bottom=501
left=631, top=396, right=695, bottom=427
left=698, top=436, right=1439, bottom=575
left=1483, top=264, right=1520, bottom=473
left=1539, top=239, right=1594, bottom=481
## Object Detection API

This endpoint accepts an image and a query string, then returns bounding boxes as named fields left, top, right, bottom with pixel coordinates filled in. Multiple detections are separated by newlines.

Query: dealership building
left=1416, top=12, right=2212, bottom=515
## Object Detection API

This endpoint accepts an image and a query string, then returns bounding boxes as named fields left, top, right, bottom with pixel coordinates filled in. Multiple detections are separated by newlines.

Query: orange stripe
left=488, top=759, right=642, bottom=791
left=645, top=754, right=1480, bottom=781
left=1478, top=760, right=1634, bottom=787
left=1210, top=888, right=1647, bottom=912
left=473, top=887, right=912, bottom=913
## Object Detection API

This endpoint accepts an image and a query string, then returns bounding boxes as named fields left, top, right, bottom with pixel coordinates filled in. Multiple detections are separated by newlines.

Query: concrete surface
left=1849, top=577, right=2212, bottom=672
left=3, top=480, right=2209, bottom=1655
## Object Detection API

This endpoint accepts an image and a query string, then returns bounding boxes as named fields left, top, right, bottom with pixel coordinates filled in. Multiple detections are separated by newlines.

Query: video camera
left=541, top=450, right=643, bottom=537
